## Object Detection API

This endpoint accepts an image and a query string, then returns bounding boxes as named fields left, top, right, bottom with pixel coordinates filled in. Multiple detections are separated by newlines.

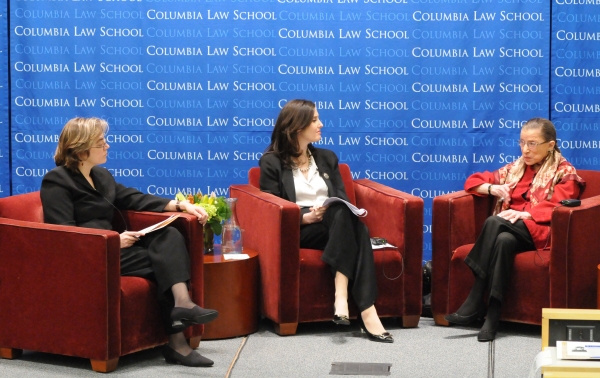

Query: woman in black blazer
left=259, top=99, right=393, bottom=343
left=41, top=117, right=218, bottom=367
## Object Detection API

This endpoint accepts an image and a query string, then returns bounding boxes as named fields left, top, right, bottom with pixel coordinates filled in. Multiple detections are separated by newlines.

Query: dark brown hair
left=522, top=117, right=560, bottom=153
left=265, top=99, right=316, bottom=168
left=54, top=117, right=108, bottom=172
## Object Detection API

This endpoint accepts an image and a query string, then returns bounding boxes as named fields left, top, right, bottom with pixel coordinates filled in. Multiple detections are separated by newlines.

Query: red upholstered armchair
left=0, top=191, right=205, bottom=372
left=431, top=169, right=600, bottom=326
left=230, top=164, right=423, bottom=335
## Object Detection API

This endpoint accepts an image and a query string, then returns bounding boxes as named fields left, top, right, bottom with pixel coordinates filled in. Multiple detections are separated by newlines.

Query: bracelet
left=488, top=184, right=493, bottom=195
left=175, top=200, right=182, bottom=212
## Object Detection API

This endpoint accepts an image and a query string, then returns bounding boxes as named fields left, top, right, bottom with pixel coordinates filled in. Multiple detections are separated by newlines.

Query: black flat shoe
left=171, top=306, right=218, bottom=329
left=333, top=314, right=351, bottom=326
left=163, top=346, right=214, bottom=367
left=444, top=307, right=486, bottom=326
left=477, top=329, right=497, bottom=342
left=357, top=317, right=394, bottom=343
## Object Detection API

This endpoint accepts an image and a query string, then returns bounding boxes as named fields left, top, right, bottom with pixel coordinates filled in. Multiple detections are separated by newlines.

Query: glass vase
left=221, top=198, right=243, bottom=254
left=204, top=226, right=215, bottom=255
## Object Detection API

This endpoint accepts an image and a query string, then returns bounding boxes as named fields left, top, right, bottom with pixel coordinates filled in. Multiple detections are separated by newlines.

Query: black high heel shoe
left=357, top=317, right=394, bottom=343
left=163, top=345, right=214, bottom=367
left=333, top=314, right=351, bottom=326
left=171, top=306, right=218, bottom=330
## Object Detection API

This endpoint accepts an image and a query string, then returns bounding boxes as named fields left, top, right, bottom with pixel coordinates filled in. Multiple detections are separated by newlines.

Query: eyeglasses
left=91, top=140, right=108, bottom=149
left=518, top=140, right=549, bottom=149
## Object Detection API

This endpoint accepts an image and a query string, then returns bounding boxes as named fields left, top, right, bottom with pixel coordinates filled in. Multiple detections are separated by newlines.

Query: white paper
left=223, top=254, right=249, bottom=260
left=138, top=214, right=180, bottom=235
left=527, top=349, right=552, bottom=378
left=371, top=243, right=397, bottom=250
left=556, top=341, right=600, bottom=360
left=321, top=197, right=367, bottom=217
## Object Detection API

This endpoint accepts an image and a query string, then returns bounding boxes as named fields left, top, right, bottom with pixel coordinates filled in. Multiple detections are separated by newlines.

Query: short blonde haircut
left=54, top=117, right=108, bottom=171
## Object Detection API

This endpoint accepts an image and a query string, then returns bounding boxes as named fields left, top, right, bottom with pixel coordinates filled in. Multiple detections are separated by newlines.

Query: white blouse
left=292, top=154, right=329, bottom=207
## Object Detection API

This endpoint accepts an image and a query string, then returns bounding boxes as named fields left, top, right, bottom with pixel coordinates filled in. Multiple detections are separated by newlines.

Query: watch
left=175, top=200, right=182, bottom=212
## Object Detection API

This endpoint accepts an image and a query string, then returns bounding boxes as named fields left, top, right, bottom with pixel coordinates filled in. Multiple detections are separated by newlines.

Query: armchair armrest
left=230, top=184, right=301, bottom=324
left=0, top=218, right=121, bottom=360
left=549, top=195, right=600, bottom=309
left=431, top=191, right=494, bottom=319
left=353, top=179, right=424, bottom=315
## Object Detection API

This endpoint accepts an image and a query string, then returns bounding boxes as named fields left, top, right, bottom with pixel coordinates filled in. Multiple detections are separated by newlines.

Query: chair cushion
left=249, top=167, right=260, bottom=189
left=0, top=192, right=44, bottom=223
left=579, top=170, right=600, bottom=199
left=338, top=164, right=356, bottom=205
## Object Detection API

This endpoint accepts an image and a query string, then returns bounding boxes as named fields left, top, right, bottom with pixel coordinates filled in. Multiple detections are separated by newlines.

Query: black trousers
left=300, top=203, right=377, bottom=312
left=120, top=226, right=191, bottom=335
left=463, top=216, right=536, bottom=302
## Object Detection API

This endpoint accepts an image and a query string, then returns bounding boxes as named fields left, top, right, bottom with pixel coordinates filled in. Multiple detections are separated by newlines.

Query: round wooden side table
left=202, top=248, right=259, bottom=339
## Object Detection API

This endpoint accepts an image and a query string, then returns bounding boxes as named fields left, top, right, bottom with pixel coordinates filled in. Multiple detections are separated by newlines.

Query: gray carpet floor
left=0, top=317, right=542, bottom=377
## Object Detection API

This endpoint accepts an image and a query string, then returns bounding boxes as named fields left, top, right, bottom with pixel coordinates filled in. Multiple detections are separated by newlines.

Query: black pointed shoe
left=333, top=314, right=351, bottom=326
left=477, top=329, right=497, bottom=342
left=357, top=317, right=394, bottom=343
left=171, top=306, right=218, bottom=329
left=163, top=346, right=214, bottom=367
left=444, top=307, right=486, bottom=326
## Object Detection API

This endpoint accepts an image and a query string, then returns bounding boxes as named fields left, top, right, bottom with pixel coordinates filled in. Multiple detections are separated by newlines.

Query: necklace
left=294, top=150, right=312, bottom=173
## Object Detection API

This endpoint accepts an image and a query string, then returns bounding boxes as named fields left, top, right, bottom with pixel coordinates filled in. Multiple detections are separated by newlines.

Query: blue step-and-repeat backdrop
left=5, top=1, right=600, bottom=260
left=0, top=1, right=7, bottom=198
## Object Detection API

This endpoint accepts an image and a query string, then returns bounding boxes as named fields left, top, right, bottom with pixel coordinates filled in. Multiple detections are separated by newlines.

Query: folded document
left=321, top=197, right=367, bottom=217
left=137, top=214, right=180, bottom=235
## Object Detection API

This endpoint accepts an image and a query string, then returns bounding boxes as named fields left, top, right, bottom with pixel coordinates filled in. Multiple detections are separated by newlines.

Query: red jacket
left=464, top=162, right=584, bottom=249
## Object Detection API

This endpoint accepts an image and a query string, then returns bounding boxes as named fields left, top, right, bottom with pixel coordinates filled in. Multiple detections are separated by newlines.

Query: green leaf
left=211, top=221, right=222, bottom=235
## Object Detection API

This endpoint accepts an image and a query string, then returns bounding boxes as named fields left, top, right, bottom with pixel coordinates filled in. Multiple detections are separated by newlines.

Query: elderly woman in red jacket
left=445, top=118, right=585, bottom=341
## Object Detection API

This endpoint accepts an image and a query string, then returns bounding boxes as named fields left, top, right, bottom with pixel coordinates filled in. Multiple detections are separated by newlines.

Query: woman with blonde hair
left=41, top=117, right=218, bottom=367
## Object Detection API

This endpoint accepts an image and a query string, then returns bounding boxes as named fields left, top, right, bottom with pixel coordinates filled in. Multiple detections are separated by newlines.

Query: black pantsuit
left=463, top=216, right=536, bottom=302
left=260, top=147, right=378, bottom=312
left=300, top=203, right=377, bottom=311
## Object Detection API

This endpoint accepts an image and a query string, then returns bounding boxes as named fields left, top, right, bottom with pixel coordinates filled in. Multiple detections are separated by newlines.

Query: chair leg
left=401, top=315, right=421, bottom=328
left=189, top=336, right=202, bottom=349
left=0, top=348, right=23, bottom=359
left=274, top=322, right=298, bottom=336
left=90, top=358, right=119, bottom=373
left=433, top=313, right=450, bottom=326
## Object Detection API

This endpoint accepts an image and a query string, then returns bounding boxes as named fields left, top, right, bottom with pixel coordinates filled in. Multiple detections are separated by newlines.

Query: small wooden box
left=541, top=308, right=600, bottom=378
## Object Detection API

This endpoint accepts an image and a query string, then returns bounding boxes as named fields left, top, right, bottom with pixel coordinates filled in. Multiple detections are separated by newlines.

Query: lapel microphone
left=97, top=189, right=128, bottom=232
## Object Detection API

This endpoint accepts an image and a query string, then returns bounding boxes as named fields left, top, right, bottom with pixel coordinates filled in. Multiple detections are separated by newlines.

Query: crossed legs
left=122, top=227, right=217, bottom=366
left=334, top=271, right=387, bottom=336
left=446, top=216, right=535, bottom=341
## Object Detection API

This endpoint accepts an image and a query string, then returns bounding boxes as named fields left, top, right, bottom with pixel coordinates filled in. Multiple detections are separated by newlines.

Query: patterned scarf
left=494, top=151, right=579, bottom=214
